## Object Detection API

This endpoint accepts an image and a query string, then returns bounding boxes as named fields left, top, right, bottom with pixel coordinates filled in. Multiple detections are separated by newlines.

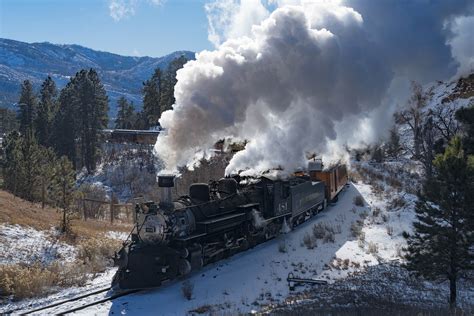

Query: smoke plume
left=155, top=0, right=474, bottom=175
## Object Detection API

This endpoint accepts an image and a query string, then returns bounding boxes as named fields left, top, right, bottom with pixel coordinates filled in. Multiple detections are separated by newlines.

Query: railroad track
left=5, top=287, right=140, bottom=315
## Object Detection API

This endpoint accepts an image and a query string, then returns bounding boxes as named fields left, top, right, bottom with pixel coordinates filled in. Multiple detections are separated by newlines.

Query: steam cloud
left=155, top=0, right=474, bottom=175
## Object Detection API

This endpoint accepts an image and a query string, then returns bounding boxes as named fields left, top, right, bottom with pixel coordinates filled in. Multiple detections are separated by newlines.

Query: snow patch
left=0, top=224, right=76, bottom=265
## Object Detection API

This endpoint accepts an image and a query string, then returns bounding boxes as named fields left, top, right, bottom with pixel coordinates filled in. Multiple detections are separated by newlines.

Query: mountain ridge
left=0, top=38, right=195, bottom=116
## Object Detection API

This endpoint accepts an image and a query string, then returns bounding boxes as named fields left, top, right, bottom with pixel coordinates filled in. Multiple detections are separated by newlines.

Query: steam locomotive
left=112, top=160, right=348, bottom=290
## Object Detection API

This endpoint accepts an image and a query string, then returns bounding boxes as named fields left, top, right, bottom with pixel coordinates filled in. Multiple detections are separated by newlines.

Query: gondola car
left=112, top=161, right=347, bottom=290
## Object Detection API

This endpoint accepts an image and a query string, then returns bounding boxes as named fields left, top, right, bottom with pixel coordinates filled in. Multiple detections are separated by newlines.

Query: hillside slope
left=0, top=38, right=195, bottom=115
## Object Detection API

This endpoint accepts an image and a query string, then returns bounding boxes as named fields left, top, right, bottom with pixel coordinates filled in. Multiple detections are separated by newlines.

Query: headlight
left=139, top=213, right=168, bottom=244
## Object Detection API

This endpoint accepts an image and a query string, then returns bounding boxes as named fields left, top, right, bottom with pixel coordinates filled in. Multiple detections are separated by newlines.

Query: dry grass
left=312, top=222, right=339, bottom=243
left=0, top=237, right=120, bottom=301
left=0, top=262, right=88, bottom=300
left=77, top=237, right=122, bottom=274
left=0, top=190, right=131, bottom=238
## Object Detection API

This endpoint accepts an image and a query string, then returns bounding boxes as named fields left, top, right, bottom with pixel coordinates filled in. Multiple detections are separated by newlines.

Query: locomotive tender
left=112, top=160, right=348, bottom=290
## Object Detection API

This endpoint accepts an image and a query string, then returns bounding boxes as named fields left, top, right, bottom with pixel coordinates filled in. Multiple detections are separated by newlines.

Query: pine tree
left=52, top=80, right=79, bottom=168
left=0, top=107, right=19, bottom=134
left=115, top=97, right=135, bottom=129
left=132, top=110, right=148, bottom=130
left=404, top=136, right=474, bottom=309
left=17, top=80, right=37, bottom=137
left=79, top=69, right=108, bottom=173
left=37, top=146, right=57, bottom=209
left=53, top=69, right=108, bottom=173
left=2, top=131, right=23, bottom=195
left=142, top=68, right=163, bottom=129
left=50, top=156, right=76, bottom=234
left=35, top=76, right=58, bottom=147
left=2, top=131, right=41, bottom=200
left=455, top=103, right=474, bottom=155
left=20, top=133, right=41, bottom=201
left=160, top=55, right=188, bottom=114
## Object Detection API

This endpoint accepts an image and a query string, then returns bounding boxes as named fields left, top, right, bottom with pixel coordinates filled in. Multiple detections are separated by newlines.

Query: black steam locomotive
left=112, top=162, right=347, bottom=290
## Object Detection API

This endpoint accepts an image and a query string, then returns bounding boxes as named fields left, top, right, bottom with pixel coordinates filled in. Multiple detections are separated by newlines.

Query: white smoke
left=155, top=0, right=474, bottom=176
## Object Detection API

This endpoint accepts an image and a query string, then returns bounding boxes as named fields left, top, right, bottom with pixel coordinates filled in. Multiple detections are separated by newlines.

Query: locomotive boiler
left=112, top=161, right=347, bottom=290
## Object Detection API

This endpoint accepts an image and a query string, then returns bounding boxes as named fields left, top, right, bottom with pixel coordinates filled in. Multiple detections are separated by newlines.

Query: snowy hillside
left=4, top=166, right=472, bottom=314
left=0, top=38, right=195, bottom=114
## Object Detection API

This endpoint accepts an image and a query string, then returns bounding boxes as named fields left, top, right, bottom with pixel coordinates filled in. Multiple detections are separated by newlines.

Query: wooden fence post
left=82, top=198, right=87, bottom=221
left=110, top=195, right=115, bottom=224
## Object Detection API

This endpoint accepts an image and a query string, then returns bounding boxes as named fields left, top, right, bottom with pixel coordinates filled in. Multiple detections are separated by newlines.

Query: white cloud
left=108, top=0, right=165, bottom=21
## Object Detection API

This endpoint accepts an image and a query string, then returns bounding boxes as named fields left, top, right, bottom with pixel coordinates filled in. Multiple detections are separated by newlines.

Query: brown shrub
left=303, top=232, right=317, bottom=249
left=77, top=237, right=121, bottom=274
left=350, top=221, right=363, bottom=238
left=386, top=225, right=394, bottom=236
left=278, top=240, right=287, bottom=253
left=0, top=263, right=55, bottom=300
left=368, top=242, right=379, bottom=255
left=342, top=259, right=350, bottom=270
left=0, top=262, right=88, bottom=300
left=189, top=305, right=212, bottom=314
left=182, top=280, right=194, bottom=300
left=323, top=231, right=335, bottom=243
left=353, top=195, right=365, bottom=207
left=372, top=207, right=381, bottom=217
left=389, top=196, right=407, bottom=210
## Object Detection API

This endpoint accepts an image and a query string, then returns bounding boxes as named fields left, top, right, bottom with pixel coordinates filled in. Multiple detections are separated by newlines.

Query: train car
left=308, top=159, right=348, bottom=201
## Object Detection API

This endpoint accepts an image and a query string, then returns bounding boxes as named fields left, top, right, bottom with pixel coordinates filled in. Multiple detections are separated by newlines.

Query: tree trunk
left=449, top=276, right=457, bottom=309
left=62, top=208, right=67, bottom=233
left=41, top=179, right=45, bottom=209
left=110, top=198, right=114, bottom=224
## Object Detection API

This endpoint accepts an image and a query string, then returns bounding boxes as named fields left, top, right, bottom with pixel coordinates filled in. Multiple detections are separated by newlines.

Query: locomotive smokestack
left=158, top=175, right=175, bottom=208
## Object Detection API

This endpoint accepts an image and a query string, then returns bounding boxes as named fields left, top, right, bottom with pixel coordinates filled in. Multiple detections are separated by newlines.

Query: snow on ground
left=325, top=181, right=418, bottom=280
left=106, top=230, right=129, bottom=241
left=0, top=224, right=76, bottom=265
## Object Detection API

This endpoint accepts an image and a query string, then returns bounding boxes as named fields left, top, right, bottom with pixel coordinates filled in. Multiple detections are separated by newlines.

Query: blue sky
left=0, top=0, right=213, bottom=57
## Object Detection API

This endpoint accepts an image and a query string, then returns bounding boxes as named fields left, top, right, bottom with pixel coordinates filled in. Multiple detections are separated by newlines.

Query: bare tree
left=419, top=117, right=437, bottom=179
left=430, top=102, right=460, bottom=143
left=395, top=82, right=433, bottom=159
